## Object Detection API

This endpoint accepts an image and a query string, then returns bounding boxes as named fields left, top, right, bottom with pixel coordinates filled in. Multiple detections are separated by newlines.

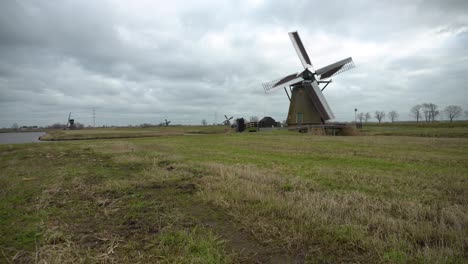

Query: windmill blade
left=303, top=81, right=335, bottom=120
left=224, top=115, right=228, bottom=120
left=228, top=116, right=233, bottom=120
left=66, top=112, right=71, bottom=128
left=288, top=31, right=313, bottom=69
left=262, top=72, right=304, bottom=93
left=315, top=57, right=355, bottom=80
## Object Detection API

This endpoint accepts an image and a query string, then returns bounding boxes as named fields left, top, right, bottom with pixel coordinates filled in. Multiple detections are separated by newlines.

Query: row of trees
left=9, top=123, right=86, bottom=130
left=48, top=123, right=85, bottom=129
left=201, top=116, right=260, bottom=126
left=410, top=104, right=463, bottom=122
left=356, top=111, right=398, bottom=124
left=356, top=104, right=464, bottom=123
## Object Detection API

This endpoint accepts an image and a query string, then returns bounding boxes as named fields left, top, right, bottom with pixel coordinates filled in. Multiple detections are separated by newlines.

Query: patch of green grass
left=156, top=228, right=230, bottom=264
left=383, top=249, right=407, bottom=264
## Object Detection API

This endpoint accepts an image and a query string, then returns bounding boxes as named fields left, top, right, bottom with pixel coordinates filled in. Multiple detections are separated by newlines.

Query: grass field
left=362, top=121, right=468, bottom=138
left=1, top=126, right=467, bottom=263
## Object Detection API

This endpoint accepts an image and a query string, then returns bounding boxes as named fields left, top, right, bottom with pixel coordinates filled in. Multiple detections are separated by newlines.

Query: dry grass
left=31, top=224, right=125, bottom=264
left=197, top=163, right=467, bottom=263
left=339, top=125, right=360, bottom=136
left=308, top=127, right=326, bottom=135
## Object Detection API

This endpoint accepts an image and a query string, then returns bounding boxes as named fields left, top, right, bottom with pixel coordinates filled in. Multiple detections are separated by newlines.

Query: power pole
left=93, top=108, right=96, bottom=127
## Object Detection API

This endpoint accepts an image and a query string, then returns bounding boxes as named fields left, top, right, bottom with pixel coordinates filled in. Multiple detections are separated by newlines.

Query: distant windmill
left=162, top=119, right=171, bottom=126
left=262, top=31, right=355, bottom=126
left=65, top=112, right=75, bottom=129
left=223, top=115, right=233, bottom=126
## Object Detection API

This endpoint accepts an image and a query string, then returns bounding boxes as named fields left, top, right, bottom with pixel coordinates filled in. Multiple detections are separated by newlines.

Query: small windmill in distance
left=160, top=119, right=171, bottom=126
left=223, top=115, right=233, bottom=126
left=65, top=112, right=75, bottom=130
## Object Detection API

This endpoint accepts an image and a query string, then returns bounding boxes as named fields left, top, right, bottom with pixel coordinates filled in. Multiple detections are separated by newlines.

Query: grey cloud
left=1, top=0, right=468, bottom=127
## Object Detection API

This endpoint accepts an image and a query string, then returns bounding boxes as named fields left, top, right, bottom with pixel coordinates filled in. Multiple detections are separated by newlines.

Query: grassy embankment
left=1, top=127, right=467, bottom=263
left=39, top=126, right=228, bottom=141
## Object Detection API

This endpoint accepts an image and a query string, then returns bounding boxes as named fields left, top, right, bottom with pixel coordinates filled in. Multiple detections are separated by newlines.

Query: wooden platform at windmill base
left=288, top=123, right=353, bottom=135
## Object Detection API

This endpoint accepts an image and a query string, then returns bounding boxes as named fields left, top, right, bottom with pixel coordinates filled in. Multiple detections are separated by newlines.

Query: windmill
left=223, top=115, right=233, bottom=126
left=162, top=119, right=171, bottom=126
left=65, top=112, right=75, bottom=129
left=262, top=31, right=355, bottom=126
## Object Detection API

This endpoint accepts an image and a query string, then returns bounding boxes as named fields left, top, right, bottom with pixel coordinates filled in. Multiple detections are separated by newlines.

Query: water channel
left=0, top=132, right=46, bottom=144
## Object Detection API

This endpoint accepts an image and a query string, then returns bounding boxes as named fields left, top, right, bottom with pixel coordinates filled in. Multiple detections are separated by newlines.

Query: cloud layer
left=1, top=0, right=467, bottom=127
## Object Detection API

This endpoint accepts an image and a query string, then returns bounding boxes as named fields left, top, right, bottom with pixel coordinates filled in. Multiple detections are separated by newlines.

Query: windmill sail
left=315, top=57, right=355, bottom=79
left=262, top=72, right=303, bottom=93
left=66, top=112, right=71, bottom=127
left=288, top=31, right=313, bottom=69
left=304, top=82, right=335, bottom=120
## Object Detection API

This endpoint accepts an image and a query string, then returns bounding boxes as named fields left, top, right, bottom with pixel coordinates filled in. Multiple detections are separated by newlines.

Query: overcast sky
left=1, top=0, right=467, bottom=127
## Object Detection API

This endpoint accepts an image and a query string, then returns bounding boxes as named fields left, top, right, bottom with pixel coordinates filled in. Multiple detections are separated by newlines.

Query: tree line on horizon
left=357, top=103, right=465, bottom=123
left=6, top=103, right=466, bottom=129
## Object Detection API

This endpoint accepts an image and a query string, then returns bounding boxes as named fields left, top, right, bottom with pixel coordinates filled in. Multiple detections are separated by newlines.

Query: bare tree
left=430, top=104, right=440, bottom=122
left=201, top=119, right=207, bottom=126
left=357, top=112, right=364, bottom=123
left=465, top=110, right=468, bottom=118
left=48, top=123, right=65, bottom=129
left=250, top=116, right=259, bottom=122
left=422, top=103, right=439, bottom=122
left=422, top=103, right=430, bottom=122
left=374, top=111, right=385, bottom=123
left=444, top=105, right=463, bottom=122
left=364, top=112, right=371, bottom=123
left=410, top=104, right=422, bottom=122
left=140, top=123, right=153, bottom=128
left=74, top=122, right=85, bottom=129
left=388, top=111, right=399, bottom=122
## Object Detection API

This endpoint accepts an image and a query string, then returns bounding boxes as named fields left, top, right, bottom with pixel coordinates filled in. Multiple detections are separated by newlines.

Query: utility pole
left=93, top=108, right=96, bottom=127
left=354, top=108, right=357, bottom=123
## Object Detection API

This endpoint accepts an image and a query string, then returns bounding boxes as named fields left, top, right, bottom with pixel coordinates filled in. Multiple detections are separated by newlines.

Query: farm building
left=259, top=116, right=277, bottom=127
